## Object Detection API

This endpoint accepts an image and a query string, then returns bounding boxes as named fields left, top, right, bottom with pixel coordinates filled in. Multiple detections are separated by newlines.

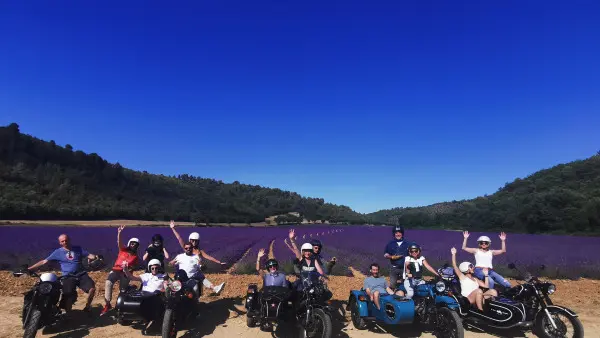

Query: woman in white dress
left=450, top=247, right=497, bottom=311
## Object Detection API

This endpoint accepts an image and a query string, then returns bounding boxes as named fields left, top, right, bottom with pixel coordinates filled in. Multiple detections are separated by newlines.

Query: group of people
left=364, top=225, right=510, bottom=312
left=25, top=223, right=509, bottom=318
left=26, top=221, right=226, bottom=318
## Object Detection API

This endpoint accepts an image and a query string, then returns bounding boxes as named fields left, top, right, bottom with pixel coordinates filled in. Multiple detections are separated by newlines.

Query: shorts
left=62, top=273, right=95, bottom=296
left=106, top=270, right=130, bottom=290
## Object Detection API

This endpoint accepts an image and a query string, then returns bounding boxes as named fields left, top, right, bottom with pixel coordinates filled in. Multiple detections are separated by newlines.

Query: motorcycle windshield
left=300, top=271, right=321, bottom=287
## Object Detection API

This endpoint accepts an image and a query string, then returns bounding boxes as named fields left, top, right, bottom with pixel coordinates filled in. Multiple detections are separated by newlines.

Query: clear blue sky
left=1, top=1, right=599, bottom=213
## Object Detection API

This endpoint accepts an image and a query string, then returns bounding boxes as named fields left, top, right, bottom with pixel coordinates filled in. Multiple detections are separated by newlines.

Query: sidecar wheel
left=246, top=314, right=256, bottom=328
left=23, top=309, right=42, bottom=338
left=349, top=297, right=369, bottom=330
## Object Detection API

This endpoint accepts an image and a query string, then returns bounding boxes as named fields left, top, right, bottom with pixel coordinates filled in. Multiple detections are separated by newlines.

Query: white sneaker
left=213, top=282, right=225, bottom=295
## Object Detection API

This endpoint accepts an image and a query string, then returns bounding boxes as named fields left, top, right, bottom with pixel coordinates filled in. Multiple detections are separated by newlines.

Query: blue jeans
left=474, top=268, right=511, bottom=289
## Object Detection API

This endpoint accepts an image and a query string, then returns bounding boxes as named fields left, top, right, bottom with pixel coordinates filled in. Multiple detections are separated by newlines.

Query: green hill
left=368, top=154, right=600, bottom=235
left=0, top=123, right=366, bottom=224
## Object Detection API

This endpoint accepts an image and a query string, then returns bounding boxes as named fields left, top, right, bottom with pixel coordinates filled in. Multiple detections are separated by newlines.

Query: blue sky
left=1, top=1, right=599, bottom=213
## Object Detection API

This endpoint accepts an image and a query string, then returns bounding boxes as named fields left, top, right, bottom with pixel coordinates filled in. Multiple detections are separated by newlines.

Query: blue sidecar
left=349, top=279, right=464, bottom=338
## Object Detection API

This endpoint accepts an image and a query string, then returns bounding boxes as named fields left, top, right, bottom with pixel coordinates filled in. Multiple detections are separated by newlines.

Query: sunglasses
left=410, top=249, right=420, bottom=253
left=130, top=242, right=139, bottom=246
left=150, top=266, right=159, bottom=270
left=479, top=242, right=490, bottom=245
left=184, top=247, right=193, bottom=250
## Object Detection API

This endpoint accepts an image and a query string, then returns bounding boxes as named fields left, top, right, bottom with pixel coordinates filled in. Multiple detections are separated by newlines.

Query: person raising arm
left=170, top=220, right=226, bottom=267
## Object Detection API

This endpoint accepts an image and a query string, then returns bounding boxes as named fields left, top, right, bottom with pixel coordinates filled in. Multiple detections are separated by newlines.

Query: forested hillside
left=0, top=123, right=366, bottom=224
left=369, top=153, right=600, bottom=234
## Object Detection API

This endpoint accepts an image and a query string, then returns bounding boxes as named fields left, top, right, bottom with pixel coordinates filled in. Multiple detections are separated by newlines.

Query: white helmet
left=459, top=262, right=473, bottom=273
left=301, top=243, right=313, bottom=251
left=477, top=236, right=491, bottom=243
left=40, top=272, right=58, bottom=283
left=127, top=238, right=140, bottom=246
left=148, top=259, right=162, bottom=269
left=189, top=232, right=200, bottom=241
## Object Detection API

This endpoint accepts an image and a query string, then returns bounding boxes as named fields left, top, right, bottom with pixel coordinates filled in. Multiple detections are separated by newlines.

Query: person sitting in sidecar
left=450, top=247, right=497, bottom=311
left=117, top=259, right=166, bottom=327
left=364, top=263, right=404, bottom=310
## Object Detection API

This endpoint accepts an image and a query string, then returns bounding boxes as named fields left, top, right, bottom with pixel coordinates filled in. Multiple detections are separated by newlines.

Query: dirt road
left=0, top=272, right=598, bottom=337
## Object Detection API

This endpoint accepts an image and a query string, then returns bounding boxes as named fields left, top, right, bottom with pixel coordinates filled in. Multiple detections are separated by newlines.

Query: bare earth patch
left=0, top=271, right=598, bottom=337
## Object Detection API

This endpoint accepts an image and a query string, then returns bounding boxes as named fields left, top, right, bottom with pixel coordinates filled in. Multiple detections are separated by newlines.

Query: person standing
left=383, top=225, right=411, bottom=289
left=101, top=225, right=140, bottom=316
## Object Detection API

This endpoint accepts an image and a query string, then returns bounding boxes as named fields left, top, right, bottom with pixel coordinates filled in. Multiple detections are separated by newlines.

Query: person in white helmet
left=169, top=220, right=227, bottom=267
left=462, top=231, right=511, bottom=289
left=101, top=225, right=141, bottom=316
left=169, top=242, right=226, bottom=295
left=122, top=259, right=165, bottom=293
left=450, top=247, right=496, bottom=311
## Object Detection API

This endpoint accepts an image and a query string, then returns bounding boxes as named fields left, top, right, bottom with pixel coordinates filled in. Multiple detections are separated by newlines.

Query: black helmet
left=265, top=259, right=279, bottom=269
left=392, top=226, right=405, bottom=235
left=408, top=243, right=421, bottom=252
left=151, top=234, right=163, bottom=243
left=310, top=239, right=323, bottom=252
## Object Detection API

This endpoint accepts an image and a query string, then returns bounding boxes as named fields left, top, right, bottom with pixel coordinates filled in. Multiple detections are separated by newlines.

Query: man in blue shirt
left=28, top=234, right=99, bottom=314
left=363, top=263, right=403, bottom=310
left=256, top=248, right=288, bottom=287
left=383, top=226, right=412, bottom=290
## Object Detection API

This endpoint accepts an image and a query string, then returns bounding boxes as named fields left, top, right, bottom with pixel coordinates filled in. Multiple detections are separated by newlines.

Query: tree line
left=0, top=123, right=367, bottom=224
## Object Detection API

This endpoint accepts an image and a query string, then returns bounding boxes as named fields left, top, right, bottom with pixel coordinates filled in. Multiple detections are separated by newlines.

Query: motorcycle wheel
left=246, top=313, right=256, bottom=327
left=23, top=309, right=42, bottom=338
left=434, top=307, right=464, bottom=338
left=162, top=309, right=177, bottom=338
left=349, top=297, right=369, bottom=330
left=535, top=308, right=584, bottom=338
left=299, top=308, right=332, bottom=338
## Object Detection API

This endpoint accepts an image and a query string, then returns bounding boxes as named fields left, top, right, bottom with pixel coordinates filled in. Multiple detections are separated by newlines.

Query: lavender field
left=1, top=225, right=599, bottom=279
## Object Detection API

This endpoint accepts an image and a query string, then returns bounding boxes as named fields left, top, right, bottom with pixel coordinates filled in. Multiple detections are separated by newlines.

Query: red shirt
left=112, top=248, right=139, bottom=271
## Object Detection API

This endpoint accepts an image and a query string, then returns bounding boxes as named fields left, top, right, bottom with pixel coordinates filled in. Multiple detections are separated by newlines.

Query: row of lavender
left=1, top=226, right=599, bottom=279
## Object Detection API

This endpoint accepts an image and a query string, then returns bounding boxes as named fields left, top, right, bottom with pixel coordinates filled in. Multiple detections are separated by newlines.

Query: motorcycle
left=115, top=285, right=165, bottom=329
left=436, top=265, right=543, bottom=334
left=501, top=263, right=584, bottom=338
left=245, top=283, right=293, bottom=331
left=14, top=256, right=104, bottom=338
left=161, top=269, right=201, bottom=338
left=295, top=271, right=334, bottom=338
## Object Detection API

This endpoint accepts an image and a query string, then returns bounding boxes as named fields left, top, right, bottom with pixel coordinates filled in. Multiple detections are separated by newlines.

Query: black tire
left=23, top=309, right=42, bottom=338
left=246, top=313, right=256, bottom=328
left=349, top=297, right=369, bottom=330
left=299, top=308, right=332, bottom=338
left=434, top=307, right=464, bottom=338
left=162, top=309, right=177, bottom=338
left=535, top=307, right=584, bottom=338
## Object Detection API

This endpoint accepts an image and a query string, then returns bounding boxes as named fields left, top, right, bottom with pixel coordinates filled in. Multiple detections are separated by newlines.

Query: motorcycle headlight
left=170, top=280, right=182, bottom=292
left=309, top=288, right=315, bottom=294
left=39, top=282, right=53, bottom=295
left=546, top=283, right=556, bottom=295
left=435, top=281, right=446, bottom=293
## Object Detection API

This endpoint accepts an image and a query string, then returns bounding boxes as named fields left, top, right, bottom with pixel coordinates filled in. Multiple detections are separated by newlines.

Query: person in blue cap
left=383, top=225, right=412, bottom=290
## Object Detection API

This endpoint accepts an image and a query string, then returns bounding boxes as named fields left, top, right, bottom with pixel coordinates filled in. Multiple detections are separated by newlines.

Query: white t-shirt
left=140, top=273, right=166, bottom=293
left=175, top=253, right=201, bottom=277
left=474, top=249, right=493, bottom=268
left=403, top=256, right=426, bottom=279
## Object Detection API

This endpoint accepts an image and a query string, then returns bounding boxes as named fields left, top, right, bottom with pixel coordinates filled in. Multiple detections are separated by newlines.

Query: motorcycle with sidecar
left=348, top=270, right=463, bottom=338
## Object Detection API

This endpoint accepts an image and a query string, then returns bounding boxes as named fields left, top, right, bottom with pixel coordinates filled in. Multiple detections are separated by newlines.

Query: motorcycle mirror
left=12, top=271, right=25, bottom=277
left=508, top=263, right=516, bottom=269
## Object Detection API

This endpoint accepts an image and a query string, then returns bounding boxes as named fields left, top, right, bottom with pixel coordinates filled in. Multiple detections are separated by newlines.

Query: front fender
left=434, top=295, right=461, bottom=310
left=349, top=290, right=369, bottom=317
left=538, top=305, right=578, bottom=318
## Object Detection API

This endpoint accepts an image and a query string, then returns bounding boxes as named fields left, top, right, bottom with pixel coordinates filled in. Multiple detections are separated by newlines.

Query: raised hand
left=463, top=231, right=470, bottom=239
left=451, top=247, right=457, bottom=255
left=499, top=232, right=507, bottom=241
left=118, top=225, right=125, bottom=233
left=170, top=220, right=175, bottom=229
left=289, top=229, right=295, bottom=240
left=258, top=248, right=266, bottom=258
